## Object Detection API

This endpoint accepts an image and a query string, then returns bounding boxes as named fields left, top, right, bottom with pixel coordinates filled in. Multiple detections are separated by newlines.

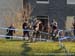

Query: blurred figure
left=33, top=20, right=40, bottom=39
left=33, top=20, right=43, bottom=41
left=50, top=19, right=58, bottom=40
left=22, top=21, right=30, bottom=40
left=72, top=20, right=75, bottom=36
left=44, top=24, right=51, bottom=40
left=33, top=20, right=39, bottom=31
left=6, top=24, right=15, bottom=39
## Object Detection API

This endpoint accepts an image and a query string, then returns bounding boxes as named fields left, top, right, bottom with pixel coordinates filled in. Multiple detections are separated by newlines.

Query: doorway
left=37, top=16, right=49, bottom=26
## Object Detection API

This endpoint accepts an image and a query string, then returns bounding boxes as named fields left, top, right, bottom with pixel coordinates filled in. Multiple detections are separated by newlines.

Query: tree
left=5, top=1, right=32, bottom=36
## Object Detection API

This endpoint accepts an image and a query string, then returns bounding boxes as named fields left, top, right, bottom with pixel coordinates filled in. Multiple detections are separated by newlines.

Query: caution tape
left=0, top=34, right=23, bottom=38
left=0, top=27, right=33, bottom=32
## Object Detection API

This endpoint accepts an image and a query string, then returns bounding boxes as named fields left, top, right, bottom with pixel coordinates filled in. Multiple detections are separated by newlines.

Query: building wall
left=0, top=0, right=23, bottom=34
left=28, top=0, right=49, bottom=16
left=28, top=0, right=75, bottom=29
left=66, top=4, right=75, bottom=16
left=28, top=0, right=66, bottom=29
left=49, top=0, right=66, bottom=29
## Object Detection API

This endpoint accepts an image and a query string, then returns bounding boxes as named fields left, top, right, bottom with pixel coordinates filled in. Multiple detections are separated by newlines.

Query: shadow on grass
left=51, top=48, right=75, bottom=56
left=52, top=48, right=63, bottom=53
left=21, top=42, right=32, bottom=56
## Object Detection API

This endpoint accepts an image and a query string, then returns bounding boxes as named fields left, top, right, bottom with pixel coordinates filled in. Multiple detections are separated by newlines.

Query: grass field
left=0, top=39, right=75, bottom=56
left=0, top=39, right=24, bottom=56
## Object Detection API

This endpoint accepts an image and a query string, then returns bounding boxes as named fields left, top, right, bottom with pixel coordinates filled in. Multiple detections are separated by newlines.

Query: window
left=36, top=0, right=49, bottom=4
left=67, top=0, right=75, bottom=4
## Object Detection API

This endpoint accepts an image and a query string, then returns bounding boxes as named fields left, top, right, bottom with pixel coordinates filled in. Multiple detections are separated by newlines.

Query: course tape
left=0, top=27, right=33, bottom=32
left=0, top=34, right=23, bottom=38
left=0, top=27, right=51, bottom=35
left=59, top=36, right=75, bottom=41
left=0, top=27, right=75, bottom=41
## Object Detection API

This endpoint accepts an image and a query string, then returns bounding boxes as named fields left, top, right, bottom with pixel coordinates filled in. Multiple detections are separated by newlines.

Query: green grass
left=0, top=39, right=24, bottom=56
left=25, top=42, right=75, bottom=56
left=0, top=39, right=75, bottom=56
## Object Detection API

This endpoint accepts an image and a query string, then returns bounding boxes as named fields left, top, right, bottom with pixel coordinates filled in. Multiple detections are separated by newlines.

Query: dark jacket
left=22, top=22, right=29, bottom=32
left=7, top=26, right=15, bottom=35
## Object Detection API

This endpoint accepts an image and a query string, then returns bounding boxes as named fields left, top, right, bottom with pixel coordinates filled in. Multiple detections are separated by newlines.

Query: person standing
left=6, top=24, right=15, bottom=39
left=22, top=21, right=30, bottom=40
left=50, top=19, right=58, bottom=40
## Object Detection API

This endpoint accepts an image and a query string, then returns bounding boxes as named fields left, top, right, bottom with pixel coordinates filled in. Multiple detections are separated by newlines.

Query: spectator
left=6, top=24, right=15, bottom=39
left=50, top=19, right=58, bottom=40
left=22, top=21, right=30, bottom=40
left=33, top=20, right=43, bottom=41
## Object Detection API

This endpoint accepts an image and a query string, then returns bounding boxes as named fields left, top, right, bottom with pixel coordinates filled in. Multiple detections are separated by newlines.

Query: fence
left=0, top=27, right=74, bottom=40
